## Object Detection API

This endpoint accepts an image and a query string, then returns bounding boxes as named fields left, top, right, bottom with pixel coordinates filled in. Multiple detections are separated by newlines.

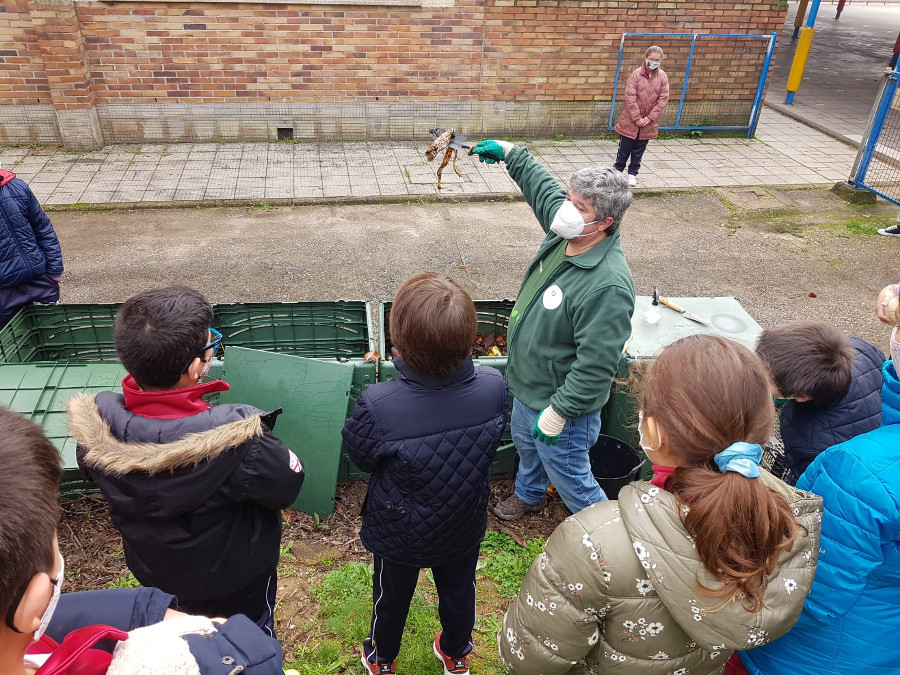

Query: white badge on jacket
left=543, top=284, right=563, bottom=310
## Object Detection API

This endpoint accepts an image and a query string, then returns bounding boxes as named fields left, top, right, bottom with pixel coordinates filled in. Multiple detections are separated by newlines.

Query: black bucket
left=589, top=434, right=646, bottom=500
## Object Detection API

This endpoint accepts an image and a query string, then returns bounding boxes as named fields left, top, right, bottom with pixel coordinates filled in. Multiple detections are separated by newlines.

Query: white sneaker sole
left=433, top=641, right=469, bottom=675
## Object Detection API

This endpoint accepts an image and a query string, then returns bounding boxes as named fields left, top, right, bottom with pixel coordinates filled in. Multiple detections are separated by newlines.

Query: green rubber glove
left=532, top=406, right=566, bottom=445
left=468, top=140, right=516, bottom=164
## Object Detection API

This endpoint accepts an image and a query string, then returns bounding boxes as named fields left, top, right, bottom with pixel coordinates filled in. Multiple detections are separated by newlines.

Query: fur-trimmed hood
left=68, top=392, right=267, bottom=476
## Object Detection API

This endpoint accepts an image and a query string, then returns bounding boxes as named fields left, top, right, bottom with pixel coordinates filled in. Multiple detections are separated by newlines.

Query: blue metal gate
left=610, top=32, right=777, bottom=139
left=849, top=69, right=900, bottom=205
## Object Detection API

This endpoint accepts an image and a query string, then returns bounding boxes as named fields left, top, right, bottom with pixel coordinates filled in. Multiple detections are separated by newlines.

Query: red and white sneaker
left=432, top=633, right=470, bottom=675
left=360, top=652, right=396, bottom=674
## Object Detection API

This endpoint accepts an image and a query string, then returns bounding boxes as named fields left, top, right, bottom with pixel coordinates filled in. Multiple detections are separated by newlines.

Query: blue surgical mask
left=646, top=60, right=661, bottom=70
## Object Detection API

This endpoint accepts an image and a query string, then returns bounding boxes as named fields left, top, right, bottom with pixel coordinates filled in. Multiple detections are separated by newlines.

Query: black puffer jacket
left=342, top=357, right=508, bottom=567
left=69, top=392, right=304, bottom=608
left=780, top=335, right=885, bottom=484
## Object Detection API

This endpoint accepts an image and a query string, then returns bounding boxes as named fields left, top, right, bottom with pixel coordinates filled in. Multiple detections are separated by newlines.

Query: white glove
left=532, top=406, right=566, bottom=445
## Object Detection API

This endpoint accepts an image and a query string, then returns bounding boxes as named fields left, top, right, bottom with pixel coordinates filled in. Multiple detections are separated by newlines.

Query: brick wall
left=0, top=0, right=787, bottom=147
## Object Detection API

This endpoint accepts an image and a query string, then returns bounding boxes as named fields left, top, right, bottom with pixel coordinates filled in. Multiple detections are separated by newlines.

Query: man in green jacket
left=470, top=140, right=636, bottom=519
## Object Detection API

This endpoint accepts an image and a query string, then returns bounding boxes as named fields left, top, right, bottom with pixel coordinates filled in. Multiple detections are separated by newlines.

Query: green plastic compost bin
left=602, top=296, right=763, bottom=479
left=377, top=299, right=518, bottom=480
left=0, top=361, right=127, bottom=495
left=0, top=302, right=376, bottom=493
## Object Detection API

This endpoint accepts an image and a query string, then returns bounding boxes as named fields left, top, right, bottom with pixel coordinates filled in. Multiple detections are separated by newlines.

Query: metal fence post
left=850, top=70, right=900, bottom=187
left=748, top=33, right=778, bottom=138
left=609, top=34, right=627, bottom=132
left=675, top=34, right=698, bottom=128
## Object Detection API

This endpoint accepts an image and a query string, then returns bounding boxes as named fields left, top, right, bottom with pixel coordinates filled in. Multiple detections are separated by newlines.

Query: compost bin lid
left=220, top=346, right=353, bottom=517
left=627, top=296, right=762, bottom=359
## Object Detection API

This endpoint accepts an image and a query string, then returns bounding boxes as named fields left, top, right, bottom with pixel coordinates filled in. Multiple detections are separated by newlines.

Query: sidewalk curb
left=762, top=100, right=860, bottom=149
left=37, top=184, right=839, bottom=211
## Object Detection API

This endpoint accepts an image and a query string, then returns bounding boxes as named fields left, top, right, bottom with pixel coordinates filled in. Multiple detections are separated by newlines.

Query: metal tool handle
left=658, top=297, right=685, bottom=313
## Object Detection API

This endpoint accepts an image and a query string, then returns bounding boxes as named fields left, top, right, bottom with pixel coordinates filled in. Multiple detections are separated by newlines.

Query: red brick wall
left=0, top=0, right=52, bottom=105
left=481, top=0, right=785, bottom=101
left=76, top=2, right=486, bottom=103
left=1, top=0, right=786, bottom=105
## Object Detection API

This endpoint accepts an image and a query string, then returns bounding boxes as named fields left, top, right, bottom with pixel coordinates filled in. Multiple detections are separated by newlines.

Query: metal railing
left=849, top=69, right=900, bottom=205
left=610, top=32, right=778, bottom=138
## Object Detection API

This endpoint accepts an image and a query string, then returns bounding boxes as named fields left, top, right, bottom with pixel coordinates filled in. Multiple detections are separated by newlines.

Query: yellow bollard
left=794, top=0, right=810, bottom=36
left=787, top=26, right=815, bottom=95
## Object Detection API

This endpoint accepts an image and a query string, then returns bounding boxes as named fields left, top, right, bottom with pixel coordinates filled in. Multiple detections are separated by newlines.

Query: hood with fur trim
left=68, top=392, right=267, bottom=476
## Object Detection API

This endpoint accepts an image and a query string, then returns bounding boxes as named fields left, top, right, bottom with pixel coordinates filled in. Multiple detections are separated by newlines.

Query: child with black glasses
left=68, top=286, right=304, bottom=636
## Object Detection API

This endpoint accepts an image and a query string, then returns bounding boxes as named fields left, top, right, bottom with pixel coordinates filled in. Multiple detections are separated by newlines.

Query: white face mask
left=891, top=326, right=900, bottom=366
left=637, top=411, right=662, bottom=454
left=550, top=200, right=602, bottom=240
left=33, top=553, right=64, bottom=642
left=198, top=357, right=212, bottom=381
left=646, top=60, right=661, bottom=70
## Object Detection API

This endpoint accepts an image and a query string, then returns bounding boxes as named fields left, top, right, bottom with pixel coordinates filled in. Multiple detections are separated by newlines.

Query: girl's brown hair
left=640, top=335, right=797, bottom=612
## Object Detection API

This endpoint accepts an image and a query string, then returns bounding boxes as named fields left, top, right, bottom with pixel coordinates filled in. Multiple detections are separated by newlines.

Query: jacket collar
left=0, top=170, right=15, bottom=187
left=67, top=393, right=265, bottom=475
left=393, top=355, right=475, bottom=388
left=882, top=360, right=900, bottom=426
left=537, top=226, right=622, bottom=271
left=122, top=374, right=230, bottom=419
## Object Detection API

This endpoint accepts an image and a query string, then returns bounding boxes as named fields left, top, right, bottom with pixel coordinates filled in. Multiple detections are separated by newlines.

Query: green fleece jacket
left=504, top=147, right=635, bottom=419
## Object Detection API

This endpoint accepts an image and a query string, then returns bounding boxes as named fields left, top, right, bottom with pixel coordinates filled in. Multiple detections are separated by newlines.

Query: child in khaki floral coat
left=499, top=335, right=822, bottom=675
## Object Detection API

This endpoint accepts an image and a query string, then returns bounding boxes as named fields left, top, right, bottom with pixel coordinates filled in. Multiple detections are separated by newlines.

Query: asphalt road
left=50, top=187, right=899, bottom=350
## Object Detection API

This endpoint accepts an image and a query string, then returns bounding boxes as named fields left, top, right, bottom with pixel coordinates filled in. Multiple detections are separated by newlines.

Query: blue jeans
left=511, top=398, right=606, bottom=513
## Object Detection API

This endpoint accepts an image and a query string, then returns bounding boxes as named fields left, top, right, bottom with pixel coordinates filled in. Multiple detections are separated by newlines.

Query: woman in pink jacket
left=614, top=46, right=670, bottom=188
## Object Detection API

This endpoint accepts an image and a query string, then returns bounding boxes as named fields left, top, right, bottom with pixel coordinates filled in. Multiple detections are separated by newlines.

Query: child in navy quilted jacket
left=342, top=274, right=508, bottom=675
left=756, top=320, right=884, bottom=484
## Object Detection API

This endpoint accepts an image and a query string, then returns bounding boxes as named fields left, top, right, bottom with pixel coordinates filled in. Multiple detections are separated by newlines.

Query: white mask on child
left=33, top=553, right=64, bottom=642
left=638, top=412, right=662, bottom=454
left=550, top=201, right=602, bottom=240
left=891, top=326, right=900, bottom=366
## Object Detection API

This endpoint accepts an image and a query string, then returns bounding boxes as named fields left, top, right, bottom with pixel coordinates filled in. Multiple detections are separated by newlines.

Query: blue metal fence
left=849, top=69, right=900, bottom=205
left=610, top=32, right=778, bottom=139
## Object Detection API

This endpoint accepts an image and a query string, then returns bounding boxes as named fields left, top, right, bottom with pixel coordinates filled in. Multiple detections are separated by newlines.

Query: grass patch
left=478, top=531, right=545, bottom=597
left=286, top=534, right=536, bottom=675
left=107, top=572, right=140, bottom=589
left=842, top=217, right=883, bottom=236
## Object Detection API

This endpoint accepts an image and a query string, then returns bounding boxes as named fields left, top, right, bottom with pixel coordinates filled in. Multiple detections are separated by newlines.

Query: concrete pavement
left=765, top=3, right=900, bottom=147
left=0, top=107, right=857, bottom=207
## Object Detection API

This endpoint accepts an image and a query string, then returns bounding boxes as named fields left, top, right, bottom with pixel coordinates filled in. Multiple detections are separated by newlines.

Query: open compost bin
left=0, top=301, right=375, bottom=515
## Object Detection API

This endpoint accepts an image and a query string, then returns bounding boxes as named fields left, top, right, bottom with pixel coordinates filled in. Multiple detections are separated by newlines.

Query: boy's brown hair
left=0, top=408, right=62, bottom=624
left=756, top=321, right=855, bottom=404
left=389, top=274, right=477, bottom=379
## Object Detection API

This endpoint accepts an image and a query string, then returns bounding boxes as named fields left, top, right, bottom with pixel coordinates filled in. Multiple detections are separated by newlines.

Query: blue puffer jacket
left=779, top=335, right=884, bottom=484
left=740, top=359, right=900, bottom=674
left=0, top=170, right=63, bottom=287
left=342, top=356, right=508, bottom=567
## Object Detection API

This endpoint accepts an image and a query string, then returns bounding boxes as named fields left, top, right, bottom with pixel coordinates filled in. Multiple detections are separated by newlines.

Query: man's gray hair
left=646, top=45, right=664, bottom=58
left=569, top=167, right=633, bottom=234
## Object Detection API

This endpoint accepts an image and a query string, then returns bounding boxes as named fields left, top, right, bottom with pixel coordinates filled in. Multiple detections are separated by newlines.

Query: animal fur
left=67, top=393, right=264, bottom=476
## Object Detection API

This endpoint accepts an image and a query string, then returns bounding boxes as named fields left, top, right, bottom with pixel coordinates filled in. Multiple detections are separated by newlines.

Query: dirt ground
left=58, top=479, right=570, bottom=662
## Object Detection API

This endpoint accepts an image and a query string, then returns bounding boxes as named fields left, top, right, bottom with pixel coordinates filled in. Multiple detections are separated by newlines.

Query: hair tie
left=713, top=442, right=762, bottom=478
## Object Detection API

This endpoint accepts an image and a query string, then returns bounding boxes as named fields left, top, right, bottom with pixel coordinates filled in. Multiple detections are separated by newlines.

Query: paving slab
left=0, top=107, right=863, bottom=207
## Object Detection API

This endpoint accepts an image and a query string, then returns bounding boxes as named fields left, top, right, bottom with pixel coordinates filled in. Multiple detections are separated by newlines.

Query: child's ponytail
left=640, top=335, right=798, bottom=612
